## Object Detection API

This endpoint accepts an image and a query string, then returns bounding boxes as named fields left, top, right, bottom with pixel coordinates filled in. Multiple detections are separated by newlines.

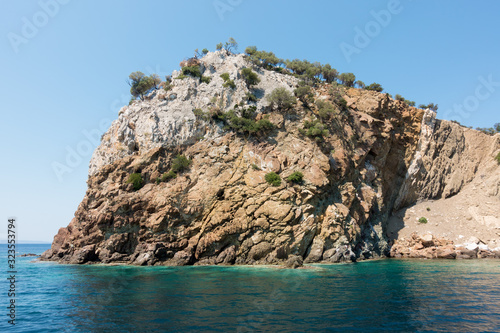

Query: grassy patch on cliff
left=265, top=172, right=281, bottom=186
left=496, top=151, right=500, bottom=164
left=127, top=173, right=143, bottom=191
left=287, top=171, right=304, bottom=184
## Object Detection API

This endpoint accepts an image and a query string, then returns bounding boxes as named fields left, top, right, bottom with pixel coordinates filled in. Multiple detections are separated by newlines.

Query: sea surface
left=1, top=244, right=500, bottom=332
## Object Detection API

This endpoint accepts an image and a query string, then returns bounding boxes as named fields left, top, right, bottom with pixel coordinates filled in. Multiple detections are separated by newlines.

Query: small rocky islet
left=41, top=45, right=500, bottom=267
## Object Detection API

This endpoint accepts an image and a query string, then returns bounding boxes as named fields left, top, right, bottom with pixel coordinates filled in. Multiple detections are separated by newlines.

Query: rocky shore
left=390, top=233, right=500, bottom=260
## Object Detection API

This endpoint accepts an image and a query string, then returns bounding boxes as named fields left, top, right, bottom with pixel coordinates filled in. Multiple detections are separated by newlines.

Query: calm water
left=1, top=244, right=500, bottom=332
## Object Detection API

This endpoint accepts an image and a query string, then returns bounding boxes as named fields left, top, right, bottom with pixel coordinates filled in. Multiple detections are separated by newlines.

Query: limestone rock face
left=41, top=52, right=500, bottom=266
left=395, top=112, right=500, bottom=208
left=89, top=50, right=297, bottom=176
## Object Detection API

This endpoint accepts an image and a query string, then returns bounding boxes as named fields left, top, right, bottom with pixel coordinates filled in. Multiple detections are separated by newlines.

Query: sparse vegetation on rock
left=287, top=171, right=304, bottom=184
left=266, top=87, right=296, bottom=111
left=127, top=173, right=143, bottom=191
left=128, top=71, right=158, bottom=100
left=240, top=68, right=260, bottom=87
left=299, top=120, right=329, bottom=141
left=220, top=73, right=236, bottom=89
left=419, top=103, right=438, bottom=111
left=265, top=172, right=281, bottom=186
left=171, top=155, right=192, bottom=173
left=418, top=217, right=428, bottom=224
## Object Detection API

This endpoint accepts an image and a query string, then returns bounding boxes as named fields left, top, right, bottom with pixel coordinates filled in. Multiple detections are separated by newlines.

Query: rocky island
left=41, top=46, right=500, bottom=266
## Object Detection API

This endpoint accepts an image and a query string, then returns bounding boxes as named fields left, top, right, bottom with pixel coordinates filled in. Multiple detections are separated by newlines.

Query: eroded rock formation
left=41, top=51, right=500, bottom=266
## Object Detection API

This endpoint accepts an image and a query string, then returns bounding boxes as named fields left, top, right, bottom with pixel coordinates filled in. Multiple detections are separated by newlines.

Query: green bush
left=126, top=173, right=143, bottom=191
left=338, top=72, right=356, bottom=87
left=175, top=75, right=188, bottom=80
left=287, top=171, right=304, bottom=183
left=300, top=120, right=329, bottom=141
left=337, top=97, right=347, bottom=110
left=316, top=100, right=335, bottom=119
left=218, top=108, right=275, bottom=135
left=265, top=172, right=281, bottom=186
left=201, top=76, right=211, bottom=84
left=182, top=66, right=202, bottom=78
left=365, top=83, right=383, bottom=92
left=246, top=47, right=282, bottom=69
left=128, top=71, right=157, bottom=100
left=355, top=80, right=366, bottom=89
left=251, top=163, right=261, bottom=170
left=294, top=86, right=313, bottom=105
left=266, top=87, right=296, bottom=111
left=418, top=217, right=428, bottom=224
left=193, top=108, right=204, bottom=118
left=220, top=73, right=236, bottom=89
left=419, top=103, right=438, bottom=111
left=241, top=68, right=260, bottom=87
left=202, top=48, right=209, bottom=55
left=496, top=152, right=500, bottom=164
left=171, top=155, right=192, bottom=173
left=223, top=80, right=236, bottom=89
left=160, top=170, right=177, bottom=182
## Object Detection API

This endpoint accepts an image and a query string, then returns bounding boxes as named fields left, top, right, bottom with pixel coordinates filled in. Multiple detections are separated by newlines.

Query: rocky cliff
left=41, top=50, right=500, bottom=266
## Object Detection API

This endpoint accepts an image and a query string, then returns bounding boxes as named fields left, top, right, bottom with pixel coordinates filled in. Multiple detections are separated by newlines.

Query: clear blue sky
left=1, top=0, right=499, bottom=242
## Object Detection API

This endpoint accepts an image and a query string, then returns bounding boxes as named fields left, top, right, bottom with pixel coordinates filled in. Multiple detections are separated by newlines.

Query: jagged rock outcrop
left=41, top=51, right=500, bottom=266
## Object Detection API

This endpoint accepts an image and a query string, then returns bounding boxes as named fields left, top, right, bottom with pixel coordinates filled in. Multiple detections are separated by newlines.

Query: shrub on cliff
left=287, top=171, right=304, bottom=184
left=266, top=87, right=296, bottom=111
left=218, top=108, right=275, bottom=135
left=316, top=100, right=335, bottom=119
left=321, top=64, right=339, bottom=83
left=240, top=68, right=260, bottom=87
left=496, top=152, right=500, bottom=164
left=419, top=103, right=438, bottom=111
left=171, top=155, right=192, bottom=173
left=418, top=217, right=428, bottom=224
left=294, top=86, right=313, bottom=105
left=365, top=83, right=383, bottom=92
left=201, top=76, right=211, bottom=84
left=128, top=71, right=157, bottom=100
left=160, top=170, right=177, bottom=182
left=182, top=66, right=202, bottom=78
left=339, top=72, right=356, bottom=87
left=265, top=172, right=281, bottom=186
left=224, top=37, right=238, bottom=53
left=220, top=73, right=236, bottom=89
left=127, top=173, right=143, bottom=191
left=299, top=120, right=329, bottom=141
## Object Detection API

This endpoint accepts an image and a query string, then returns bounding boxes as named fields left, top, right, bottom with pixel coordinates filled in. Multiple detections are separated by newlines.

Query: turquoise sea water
left=1, top=244, right=500, bottom=332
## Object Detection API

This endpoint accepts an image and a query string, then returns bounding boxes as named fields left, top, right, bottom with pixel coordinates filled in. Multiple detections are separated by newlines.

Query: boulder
left=284, top=255, right=303, bottom=269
